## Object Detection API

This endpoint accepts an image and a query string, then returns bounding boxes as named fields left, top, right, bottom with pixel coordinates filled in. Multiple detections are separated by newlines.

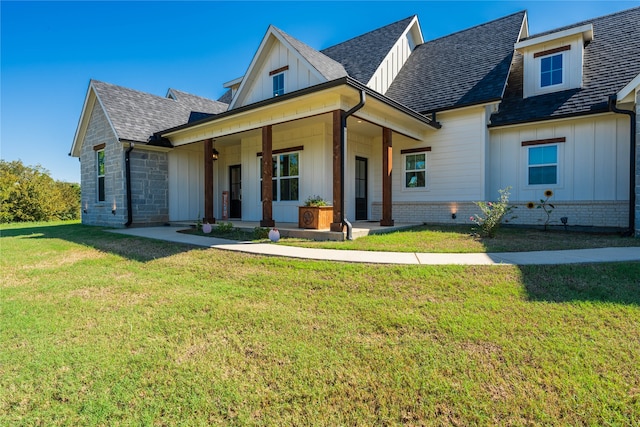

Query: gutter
left=340, top=89, right=366, bottom=240
left=608, top=95, right=636, bottom=236
left=124, top=143, right=135, bottom=227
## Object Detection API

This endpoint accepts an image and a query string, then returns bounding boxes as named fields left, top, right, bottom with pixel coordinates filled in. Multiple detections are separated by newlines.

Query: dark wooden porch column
left=260, top=125, right=275, bottom=227
left=381, top=127, right=394, bottom=226
left=330, top=110, right=344, bottom=232
left=203, top=138, right=215, bottom=223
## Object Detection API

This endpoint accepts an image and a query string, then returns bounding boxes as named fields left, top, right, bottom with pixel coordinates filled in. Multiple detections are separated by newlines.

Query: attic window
left=540, top=54, right=563, bottom=87
left=269, top=65, right=288, bottom=97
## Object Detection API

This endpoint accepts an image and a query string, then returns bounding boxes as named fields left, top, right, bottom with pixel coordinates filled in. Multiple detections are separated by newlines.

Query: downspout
left=124, top=143, right=135, bottom=227
left=341, top=90, right=366, bottom=240
left=608, top=95, right=636, bottom=236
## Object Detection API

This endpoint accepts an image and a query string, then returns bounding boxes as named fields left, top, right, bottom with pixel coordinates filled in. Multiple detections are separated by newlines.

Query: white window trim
left=402, top=151, right=428, bottom=191
left=272, top=72, right=285, bottom=97
left=259, top=151, right=300, bottom=202
left=525, top=143, right=562, bottom=188
left=97, top=149, right=106, bottom=202
left=535, top=51, right=569, bottom=94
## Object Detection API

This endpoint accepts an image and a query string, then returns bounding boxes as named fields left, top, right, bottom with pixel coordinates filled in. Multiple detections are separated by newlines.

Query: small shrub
left=470, top=186, right=517, bottom=238
left=216, top=222, right=234, bottom=233
left=253, top=227, right=270, bottom=240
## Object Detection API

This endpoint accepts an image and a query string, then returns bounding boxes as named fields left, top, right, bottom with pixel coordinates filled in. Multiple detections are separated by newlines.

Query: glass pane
left=406, top=155, right=415, bottom=170
left=415, top=171, right=425, bottom=187
left=280, top=178, right=299, bottom=201
left=552, top=54, right=562, bottom=70
left=272, top=178, right=277, bottom=200
left=415, top=154, right=425, bottom=170
left=529, top=147, right=543, bottom=165
left=552, top=69, right=562, bottom=85
left=541, top=72, right=551, bottom=87
left=542, top=145, right=557, bottom=163
left=289, top=153, right=299, bottom=176
left=529, top=166, right=557, bottom=185
left=98, top=177, right=105, bottom=201
left=97, top=151, right=105, bottom=175
left=272, top=156, right=277, bottom=177
left=541, top=57, right=551, bottom=73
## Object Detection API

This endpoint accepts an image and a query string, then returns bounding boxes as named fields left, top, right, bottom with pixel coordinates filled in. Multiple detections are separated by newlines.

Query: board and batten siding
left=368, top=25, right=417, bottom=95
left=168, top=146, right=204, bottom=221
left=391, top=108, right=488, bottom=202
left=489, top=114, right=630, bottom=203
left=239, top=39, right=323, bottom=108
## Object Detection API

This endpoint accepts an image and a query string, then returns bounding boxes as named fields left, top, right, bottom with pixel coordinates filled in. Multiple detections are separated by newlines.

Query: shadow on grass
left=0, top=223, right=198, bottom=262
left=520, top=263, right=640, bottom=305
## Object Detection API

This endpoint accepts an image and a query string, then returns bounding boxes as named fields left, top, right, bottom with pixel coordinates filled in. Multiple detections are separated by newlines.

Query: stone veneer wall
left=372, top=200, right=628, bottom=229
left=128, top=150, right=169, bottom=226
left=80, top=102, right=169, bottom=227
left=80, top=102, right=126, bottom=227
left=636, top=90, right=639, bottom=237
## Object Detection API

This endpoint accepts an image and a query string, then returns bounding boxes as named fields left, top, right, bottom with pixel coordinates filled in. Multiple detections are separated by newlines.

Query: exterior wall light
left=451, top=212, right=457, bottom=219
left=212, top=148, right=219, bottom=161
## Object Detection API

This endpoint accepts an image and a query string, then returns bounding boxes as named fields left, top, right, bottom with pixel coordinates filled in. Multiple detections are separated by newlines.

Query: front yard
left=1, top=222, right=639, bottom=425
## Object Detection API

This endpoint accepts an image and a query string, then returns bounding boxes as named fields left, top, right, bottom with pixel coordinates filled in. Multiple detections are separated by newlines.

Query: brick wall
left=372, top=200, right=628, bottom=229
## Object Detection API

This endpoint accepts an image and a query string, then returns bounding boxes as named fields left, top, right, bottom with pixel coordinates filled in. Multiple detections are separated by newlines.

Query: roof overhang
left=69, top=80, right=120, bottom=158
left=159, top=77, right=440, bottom=146
left=616, top=72, right=640, bottom=104
left=514, top=23, right=594, bottom=51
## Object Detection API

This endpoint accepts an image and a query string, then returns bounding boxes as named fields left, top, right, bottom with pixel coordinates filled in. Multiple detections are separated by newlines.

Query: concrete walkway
left=108, top=226, right=640, bottom=266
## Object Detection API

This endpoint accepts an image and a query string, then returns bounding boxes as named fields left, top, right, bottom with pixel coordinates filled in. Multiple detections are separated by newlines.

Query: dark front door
left=355, top=157, right=368, bottom=221
left=229, top=165, right=241, bottom=218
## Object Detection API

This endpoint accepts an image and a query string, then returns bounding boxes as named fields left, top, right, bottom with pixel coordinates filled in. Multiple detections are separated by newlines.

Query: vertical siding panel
left=594, top=120, right=616, bottom=199
left=573, top=121, right=594, bottom=200
left=616, top=116, right=630, bottom=201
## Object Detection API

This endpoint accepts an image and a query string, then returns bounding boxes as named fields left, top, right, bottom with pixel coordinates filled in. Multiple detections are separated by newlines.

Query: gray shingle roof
left=321, top=16, right=416, bottom=84
left=272, top=26, right=348, bottom=81
left=91, top=80, right=227, bottom=143
left=385, top=12, right=526, bottom=114
left=490, top=7, right=640, bottom=126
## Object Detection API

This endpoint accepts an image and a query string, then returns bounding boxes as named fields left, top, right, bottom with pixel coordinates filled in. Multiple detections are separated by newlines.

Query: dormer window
left=540, top=53, right=563, bottom=87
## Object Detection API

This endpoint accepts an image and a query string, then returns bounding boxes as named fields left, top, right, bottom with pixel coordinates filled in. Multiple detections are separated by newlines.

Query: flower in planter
left=304, top=195, right=328, bottom=207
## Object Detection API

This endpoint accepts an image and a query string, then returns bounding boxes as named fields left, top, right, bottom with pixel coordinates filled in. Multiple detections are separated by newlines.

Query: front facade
left=70, top=8, right=640, bottom=236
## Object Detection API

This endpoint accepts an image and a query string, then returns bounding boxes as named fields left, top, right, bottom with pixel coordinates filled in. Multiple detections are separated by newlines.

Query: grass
left=284, top=224, right=638, bottom=253
left=1, top=221, right=639, bottom=425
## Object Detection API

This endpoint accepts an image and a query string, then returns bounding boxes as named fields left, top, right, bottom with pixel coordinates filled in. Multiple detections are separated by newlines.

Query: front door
left=229, top=165, right=241, bottom=218
left=355, top=157, right=368, bottom=221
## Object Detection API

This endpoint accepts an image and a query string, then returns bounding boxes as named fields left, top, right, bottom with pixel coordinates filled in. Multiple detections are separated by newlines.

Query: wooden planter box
left=298, top=206, right=333, bottom=229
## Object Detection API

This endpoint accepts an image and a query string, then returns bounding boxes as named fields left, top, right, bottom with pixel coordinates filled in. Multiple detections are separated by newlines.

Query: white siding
left=368, top=22, right=418, bottom=95
left=237, top=38, right=322, bottom=108
left=168, top=147, right=204, bottom=221
left=489, top=114, right=630, bottom=202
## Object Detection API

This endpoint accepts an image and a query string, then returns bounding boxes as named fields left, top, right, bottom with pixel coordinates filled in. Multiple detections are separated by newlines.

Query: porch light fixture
left=212, top=140, right=219, bottom=161
left=112, top=201, right=117, bottom=215
left=561, top=216, right=568, bottom=230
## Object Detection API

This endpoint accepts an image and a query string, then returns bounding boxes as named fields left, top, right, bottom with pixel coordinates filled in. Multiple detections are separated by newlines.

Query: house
left=70, top=7, right=640, bottom=237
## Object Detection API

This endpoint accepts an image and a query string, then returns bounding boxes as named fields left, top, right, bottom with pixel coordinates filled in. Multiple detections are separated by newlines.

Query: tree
left=0, top=160, right=80, bottom=223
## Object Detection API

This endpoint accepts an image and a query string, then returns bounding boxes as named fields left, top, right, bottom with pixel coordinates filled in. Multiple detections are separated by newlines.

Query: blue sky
left=1, top=1, right=637, bottom=183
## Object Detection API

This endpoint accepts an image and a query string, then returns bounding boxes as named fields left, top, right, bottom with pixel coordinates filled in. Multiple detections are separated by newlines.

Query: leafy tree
left=0, top=160, right=80, bottom=223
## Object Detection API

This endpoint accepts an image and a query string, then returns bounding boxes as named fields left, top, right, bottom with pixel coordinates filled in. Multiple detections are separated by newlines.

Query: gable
left=230, top=26, right=347, bottom=109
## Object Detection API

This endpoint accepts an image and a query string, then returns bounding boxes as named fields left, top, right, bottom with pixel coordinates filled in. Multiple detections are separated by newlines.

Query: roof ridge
left=420, top=10, right=526, bottom=45
left=526, top=5, right=640, bottom=40
left=321, top=15, right=416, bottom=51
left=92, top=79, right=177, bottom=103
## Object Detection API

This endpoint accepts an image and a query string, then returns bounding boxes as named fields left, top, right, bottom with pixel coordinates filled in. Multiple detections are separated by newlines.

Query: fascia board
left=514, top=23, right=593, bottom=51
left=617, top=72, right=640, bottom=103
left=69, top=84, right=96, bottom=157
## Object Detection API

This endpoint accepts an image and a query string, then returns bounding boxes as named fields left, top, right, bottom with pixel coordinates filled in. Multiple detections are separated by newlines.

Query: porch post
left=204, top=138, right=215, bottom=223
left=260, top=125, right=275, bottom=227
left=330, top=110, right=344, bottom=232
left=381, top=127, right=394, bottom=226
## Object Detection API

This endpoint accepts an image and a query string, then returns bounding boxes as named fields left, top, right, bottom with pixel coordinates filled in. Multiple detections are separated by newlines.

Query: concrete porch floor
left=169, top=220, right=422, bottom=241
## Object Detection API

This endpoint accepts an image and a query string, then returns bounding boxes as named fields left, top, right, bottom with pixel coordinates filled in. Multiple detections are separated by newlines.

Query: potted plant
left=298, top=195, right=333, bottom=229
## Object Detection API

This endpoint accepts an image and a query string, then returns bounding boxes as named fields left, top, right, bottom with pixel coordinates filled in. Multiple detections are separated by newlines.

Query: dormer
left=515, top=23, right=593, bottom=98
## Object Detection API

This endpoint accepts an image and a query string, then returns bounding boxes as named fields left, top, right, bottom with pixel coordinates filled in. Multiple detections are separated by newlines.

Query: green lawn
left=1, top=222, right=639, bottom=425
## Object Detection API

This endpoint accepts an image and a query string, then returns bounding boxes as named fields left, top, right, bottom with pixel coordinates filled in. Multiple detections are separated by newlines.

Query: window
left=404, top=153, right=426, bottom=188
left=272, top=73, right=284, bottom=97
left=260, top=152, right=299, bottom=201
left=540, top=53, right=563, bottom=87
left=528, top=145, right=557, bottom=185
left=97, top=149, right=105, bottom=201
